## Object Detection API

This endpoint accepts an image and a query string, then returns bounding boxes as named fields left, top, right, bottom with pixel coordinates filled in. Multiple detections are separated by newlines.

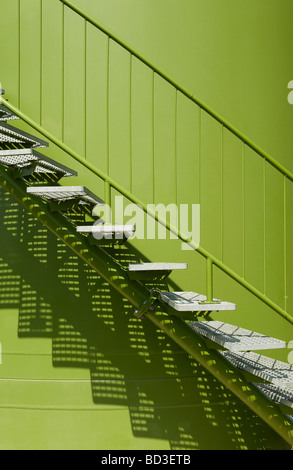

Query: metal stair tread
left=188, top=320, right=286, bottom=352
left=220, top=350, right=293, bottom=388
left=159, top=291, right=237, bottom=312
left=77, top=224, right=135, bottom=234
left=254, top=382, right=293, bottom=409
left=0, top=122, right=48, bottom=148
left=128, top=262, right=188, bottom=271
left=26, top=185, right=104, bottom=206
left=0, top=104, right=19, bottom=121
left=0, top=148, right=77, bottom=177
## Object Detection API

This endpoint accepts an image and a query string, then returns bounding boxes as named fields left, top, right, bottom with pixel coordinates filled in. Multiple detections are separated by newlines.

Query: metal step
left=128, top=262, right=188, bottom=280
left=254, top=383, right=293, bottom=410
left=0, top=89, right=5, bottom=95
left=26, top=185, right=104, bottom=210
left=188, top=320, right=286, bottom=352
left=0, top=122, right=48, bottom=148
left=0, top=149, right=77, bottom=178
left=159, top=291, right=236, bottom=313
left=220, top=350, right=293, bottom=388
left=77, top=224, right=136, bottom=240
left=0, top=104, right=19, bottom=122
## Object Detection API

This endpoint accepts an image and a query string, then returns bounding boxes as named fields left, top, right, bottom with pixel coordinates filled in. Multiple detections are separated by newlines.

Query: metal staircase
left=0, top=94, right=292, bottom=446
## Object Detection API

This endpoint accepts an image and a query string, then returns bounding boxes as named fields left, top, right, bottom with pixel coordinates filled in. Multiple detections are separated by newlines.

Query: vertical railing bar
left=129, top=53, right=132, bottom=193
left=220, top=124, right=224, bottom=262
left=104, top=180, right=111, bottom=224
left=106, top=36, right=110, bottom=177
left=198, top=106, right=201, bottom=204
left=284, top=176, right=287, bottom=312
left=18, top=0, right=21, bottom=108
left=174, top=89, right=178, bottom=206
left=84, top=19, right=87, bottom=160
left=152, top=71, right=155, bottom=204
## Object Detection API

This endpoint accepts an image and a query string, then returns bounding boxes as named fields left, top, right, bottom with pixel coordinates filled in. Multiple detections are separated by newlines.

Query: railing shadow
left=0, top=187, right=288, bottom=450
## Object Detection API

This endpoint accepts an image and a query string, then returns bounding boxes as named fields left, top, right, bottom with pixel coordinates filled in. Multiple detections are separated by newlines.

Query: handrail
left=59, top=0, right=293, bottom=183
left=2, top=97, right=293, bottom=326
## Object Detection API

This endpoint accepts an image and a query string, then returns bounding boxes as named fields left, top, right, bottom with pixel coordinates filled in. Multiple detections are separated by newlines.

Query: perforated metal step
left=0, top=122, right=48, bottom=148
left=27, top=186, right=104, bottom=207
left=189, top=320, right=286, bottom=352
left=0, top=149, right=77, bottom=177
left=77, top=224, right=136, bottom=239
left=159, top=291, right=236, bottom=312
left=0, top=105, right=19, bottom=122
left=220, top=350, right=293, bottom=388
left=254, top=383, right=293, bottom=410
left=128, top=262, right=188, bottom=280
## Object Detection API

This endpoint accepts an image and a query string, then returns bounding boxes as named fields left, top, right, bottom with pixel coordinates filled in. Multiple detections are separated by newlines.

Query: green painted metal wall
left=0, top=0, right=292, bottom=450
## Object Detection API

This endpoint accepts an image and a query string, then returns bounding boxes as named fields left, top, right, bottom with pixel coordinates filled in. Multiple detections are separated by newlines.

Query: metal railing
left=1, top=96, right=293, bottom=326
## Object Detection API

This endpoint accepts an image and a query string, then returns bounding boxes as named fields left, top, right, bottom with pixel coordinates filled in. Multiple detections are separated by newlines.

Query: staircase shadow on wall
left=0, top=188, right=288, bottom=450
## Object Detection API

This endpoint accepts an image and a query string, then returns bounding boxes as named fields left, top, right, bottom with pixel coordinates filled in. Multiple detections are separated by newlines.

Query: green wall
left=0, top=0, right=292, bottom=450
left=75, top=0, right=293, bottom=173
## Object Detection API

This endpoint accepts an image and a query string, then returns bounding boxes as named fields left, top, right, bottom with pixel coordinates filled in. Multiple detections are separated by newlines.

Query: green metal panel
left=200, top=111, right=222, bottom=259
left=154, top=75, right=176, bottom=205
left=19, top=0, right=41, bottom=122
left=286, top=179, right=293, bottom=316
left=265, top=163, right=285, bottom=308
left=176, top=92, right=200, bottom=206
left=131, top=57, right=154, bottom=203
left=108, top=41, right=131, bottom=189
left=85, top=25, right=108, bottom=174
left=244, top=146, right=265, bottom=292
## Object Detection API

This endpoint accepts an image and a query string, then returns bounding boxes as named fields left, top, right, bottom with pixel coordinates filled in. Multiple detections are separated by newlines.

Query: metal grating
left=188, top=320, right=286, bottom=352
left=0, top=149, right=77, bottom=177
left=129, top=263, right=188, bottom=271
left=0, top=122, right=48, bottom=148
left=254, top=382, right=293, bottom=409
left=0, top=105, right=19, bottom=122
left=27, top=185, right=104, bottom=206
left=220, top=350, right=293, bottom=388
left=159, top=291, right=237, bottom=312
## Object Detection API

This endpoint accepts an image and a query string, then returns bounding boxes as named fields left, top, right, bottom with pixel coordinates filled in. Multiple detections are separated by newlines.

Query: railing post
left=104, top=180, right=112, bottom=224
left=206, top=257, right=213, bottom=303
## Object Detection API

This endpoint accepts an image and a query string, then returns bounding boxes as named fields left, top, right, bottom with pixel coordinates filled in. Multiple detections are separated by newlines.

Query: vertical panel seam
left=84, top=19, right=87, bottom=160
left=284, top=176, right=287, bottom=312
left=174, top=89, right=178, bottom=205
left=129, top=54, right=132, bottom=193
